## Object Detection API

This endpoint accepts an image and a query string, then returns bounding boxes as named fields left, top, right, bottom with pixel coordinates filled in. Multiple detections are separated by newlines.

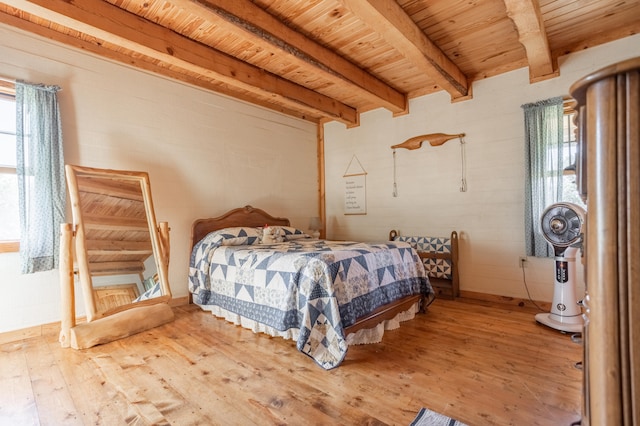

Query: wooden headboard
left=190, top=205, right=291, bottom=249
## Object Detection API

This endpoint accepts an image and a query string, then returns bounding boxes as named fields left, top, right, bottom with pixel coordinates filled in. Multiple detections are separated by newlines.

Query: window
left=0, top=86, right=19, bottom=253
left=561, top=110, right=586, bottom=209
left=522, top=96, right=586, bottom=258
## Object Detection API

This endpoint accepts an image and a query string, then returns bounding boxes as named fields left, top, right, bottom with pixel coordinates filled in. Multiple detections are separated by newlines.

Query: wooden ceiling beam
left=0, top=7, right=320, bottom=123
left=77, top=179, right=144, bottom=201
left=180, top=0, right=407, bottom=115
left=83, top=214, right=150, bottom=232
left=503, top=0, right=558, bottom=82
left=88, top=261, right=145, bottom=274
left=344, top=0, right=470, bottom=102
left=86, top=239, right=153, bottom=255
left=9, top=0, right=358, bottom=125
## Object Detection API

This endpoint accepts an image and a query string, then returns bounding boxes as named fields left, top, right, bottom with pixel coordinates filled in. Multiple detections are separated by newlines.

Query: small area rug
left=409, top=407, right=468, bottom=426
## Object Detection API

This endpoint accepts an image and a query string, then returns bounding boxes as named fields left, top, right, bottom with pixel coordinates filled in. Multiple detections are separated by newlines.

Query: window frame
left=0, top=80, right=19, bottom=253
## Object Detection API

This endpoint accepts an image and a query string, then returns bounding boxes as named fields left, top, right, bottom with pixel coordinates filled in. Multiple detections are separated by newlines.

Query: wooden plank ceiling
left=1, top=0, right=638, bottom=126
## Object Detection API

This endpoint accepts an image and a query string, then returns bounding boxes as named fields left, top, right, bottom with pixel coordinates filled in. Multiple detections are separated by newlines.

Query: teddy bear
left=261, top=225, right=282, bottom=244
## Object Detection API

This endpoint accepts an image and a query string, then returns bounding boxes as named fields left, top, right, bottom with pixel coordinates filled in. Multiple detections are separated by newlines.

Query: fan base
left=535, top=312, right=583, bottom=333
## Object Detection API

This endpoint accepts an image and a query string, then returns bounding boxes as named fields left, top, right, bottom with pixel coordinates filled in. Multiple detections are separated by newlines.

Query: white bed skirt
left=195, top=302, right=420, bottom=346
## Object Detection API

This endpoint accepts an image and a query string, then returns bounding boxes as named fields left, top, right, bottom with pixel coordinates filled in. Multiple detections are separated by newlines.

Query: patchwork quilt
left=393, top=235, right=453, bottom=280
left=189, top=229, right=432, bottom=369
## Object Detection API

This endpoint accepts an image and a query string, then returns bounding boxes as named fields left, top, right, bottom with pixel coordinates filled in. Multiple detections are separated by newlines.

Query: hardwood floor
left=0, top=298, right=583, bottom=425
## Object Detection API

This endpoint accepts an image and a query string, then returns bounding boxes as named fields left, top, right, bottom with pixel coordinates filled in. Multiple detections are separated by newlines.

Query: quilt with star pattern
left=189, top=229, right=432, bottom=369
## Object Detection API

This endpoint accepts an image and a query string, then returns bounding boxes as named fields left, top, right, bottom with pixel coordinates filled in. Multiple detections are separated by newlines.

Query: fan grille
left=540, top=203, right=584, bottom=247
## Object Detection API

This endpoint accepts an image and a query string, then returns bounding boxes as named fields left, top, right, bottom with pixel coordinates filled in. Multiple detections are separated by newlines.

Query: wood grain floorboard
left=0, top=298, right=583, bottom=425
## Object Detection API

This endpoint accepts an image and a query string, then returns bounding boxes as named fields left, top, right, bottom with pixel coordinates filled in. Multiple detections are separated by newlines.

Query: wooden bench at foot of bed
left=390, top=230, right=459, bottom=299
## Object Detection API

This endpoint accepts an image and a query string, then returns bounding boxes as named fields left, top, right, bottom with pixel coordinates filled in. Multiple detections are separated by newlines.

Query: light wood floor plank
left=0, top=342, right=39, bottom=425
left=47, top=338, right=133, bottom=425
left=153, top=309, right=355, bottom=425
left=24, top=338, right=81, bottom=425
left=0, top=298, right=583, bottom=425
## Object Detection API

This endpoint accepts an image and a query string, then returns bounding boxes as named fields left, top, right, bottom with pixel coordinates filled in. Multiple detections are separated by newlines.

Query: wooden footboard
left=344, top=294, right=423, bottom=336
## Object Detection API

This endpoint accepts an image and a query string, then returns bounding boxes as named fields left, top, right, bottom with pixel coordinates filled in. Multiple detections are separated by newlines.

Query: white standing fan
left=536, top=202, right=586, bottom=333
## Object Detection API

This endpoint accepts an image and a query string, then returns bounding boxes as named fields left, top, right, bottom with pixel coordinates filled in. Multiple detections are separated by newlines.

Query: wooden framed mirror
left=59, top=165, right=174, bottom=349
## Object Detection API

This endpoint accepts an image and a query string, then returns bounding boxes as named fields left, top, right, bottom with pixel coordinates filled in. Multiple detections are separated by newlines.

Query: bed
left=188, top=205, right=434, bottom=369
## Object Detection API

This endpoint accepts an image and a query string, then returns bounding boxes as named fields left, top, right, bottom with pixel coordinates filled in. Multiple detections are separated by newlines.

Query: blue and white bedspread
left=189, top=229, right=432, bottom=370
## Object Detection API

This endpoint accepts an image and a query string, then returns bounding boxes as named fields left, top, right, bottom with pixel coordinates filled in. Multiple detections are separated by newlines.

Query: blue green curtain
left=16, top=81, right=65, bottom=273
left=522, top=96, right=564, bottom=258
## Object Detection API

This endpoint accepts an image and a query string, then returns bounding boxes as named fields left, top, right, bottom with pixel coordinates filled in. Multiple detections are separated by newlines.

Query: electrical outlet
left=519, top=256, right=527, bottom=268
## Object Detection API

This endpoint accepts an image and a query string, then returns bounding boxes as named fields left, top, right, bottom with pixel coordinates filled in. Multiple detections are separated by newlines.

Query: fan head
left=540, top=202, right=586, bottom=248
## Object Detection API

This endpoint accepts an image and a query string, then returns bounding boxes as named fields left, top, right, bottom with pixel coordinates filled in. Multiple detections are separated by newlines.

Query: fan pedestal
left=535, top=246, right=583, bottom=333
left=535, top=312, right=583, bottom=333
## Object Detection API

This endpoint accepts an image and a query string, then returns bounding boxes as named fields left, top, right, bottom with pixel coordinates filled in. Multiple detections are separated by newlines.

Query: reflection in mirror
left=77, top=171, right=160, bottom=314
left=59, top=165, right=174, bottom=349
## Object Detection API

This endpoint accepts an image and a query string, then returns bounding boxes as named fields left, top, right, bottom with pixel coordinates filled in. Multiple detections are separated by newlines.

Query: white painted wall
left=0, top=25, right=317, bottom=333
left=1, top=20, right=638, bottom=333
left=324, top=34, right=640, bottom=302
